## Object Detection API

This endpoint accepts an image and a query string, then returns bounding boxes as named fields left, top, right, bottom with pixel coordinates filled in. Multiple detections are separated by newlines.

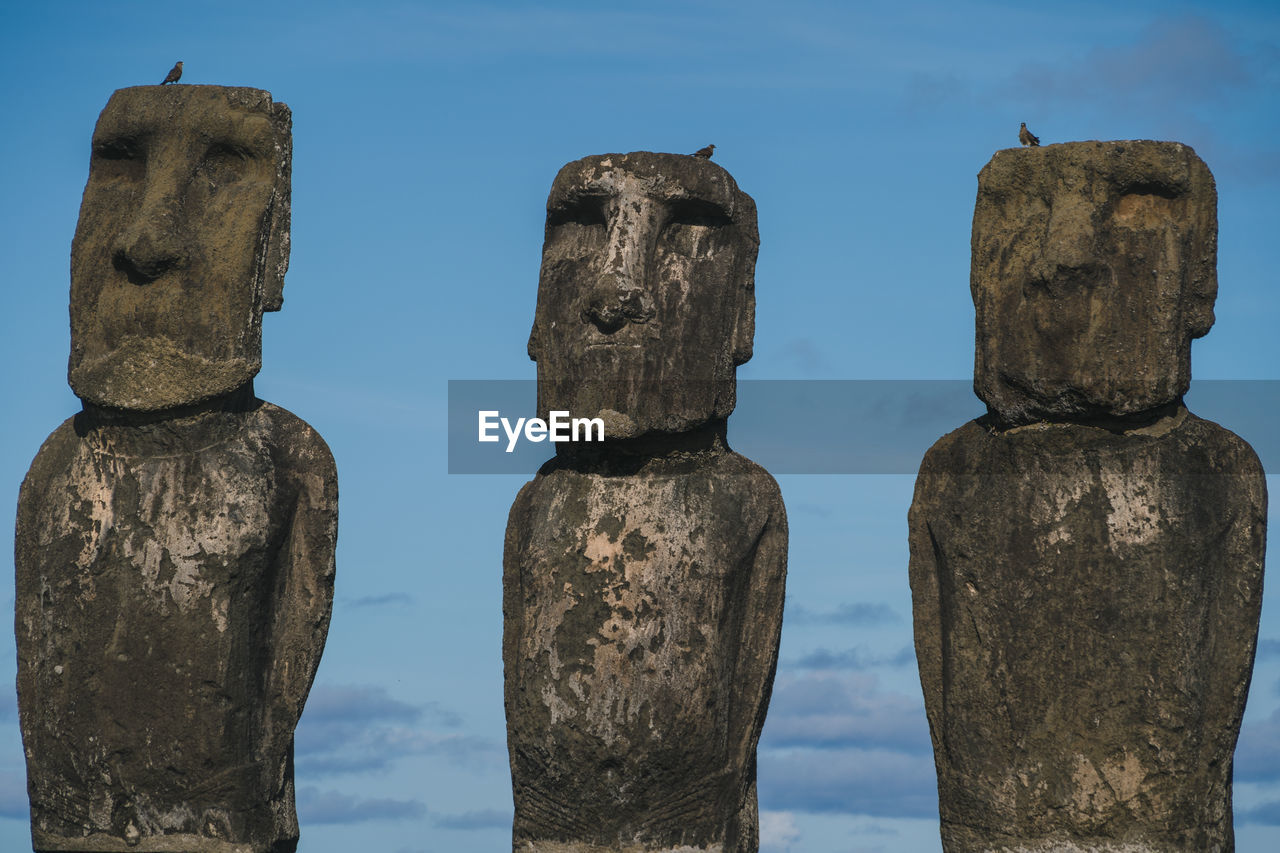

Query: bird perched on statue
left=162, top=61, right=183, bottom=85
left=1019, top=122, right=1040, bottom=147
left=692, top=144, right=715, bottom=159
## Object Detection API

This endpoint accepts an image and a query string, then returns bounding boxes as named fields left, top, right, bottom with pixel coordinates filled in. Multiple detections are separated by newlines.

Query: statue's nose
left=1032, top=205, right=1096, bottom=281
left=584, top=272, right=655, bottom=334
left=582, top=197, right=659, bottom=333
left=111, top=184, right=190, bottom=284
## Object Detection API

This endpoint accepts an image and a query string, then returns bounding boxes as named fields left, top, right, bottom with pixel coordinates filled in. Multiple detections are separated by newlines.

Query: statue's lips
left=70, top=335, right=258, bottom=411
left=584, top=341, right=643, bottom=350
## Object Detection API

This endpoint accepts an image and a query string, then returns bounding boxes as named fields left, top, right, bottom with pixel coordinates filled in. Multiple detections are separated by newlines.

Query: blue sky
left=1, top=1, right=1279, bottom=851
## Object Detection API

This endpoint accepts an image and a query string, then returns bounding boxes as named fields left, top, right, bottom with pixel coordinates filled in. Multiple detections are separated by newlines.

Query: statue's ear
left=261, top=102, right=292, bottom=313
left=731, top=277, right=755, bottom=366
left=730, top=192, right=758, bottom=366
left=1184, top=266, right=1217, bottom=340
left=1183, top=158, right=1218, bottom=340
left=527, top=321, right=541, bottom=362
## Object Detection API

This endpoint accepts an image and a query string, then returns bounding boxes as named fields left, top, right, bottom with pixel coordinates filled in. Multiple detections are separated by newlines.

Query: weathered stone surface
left=16, top=85, right=335, bottom=853
left=911, top=414, right=1263, bottom=851
left=911, top=142, right=1264, bottom=852
left=17, top=396, right=336, bottom=853
left=505, top=153, right=786, bottom=852
left=972, top=141, right=1217, bottom=426
left=529, top=152, right=758, bottom=440
left=69, top=86, right=291, bottom=412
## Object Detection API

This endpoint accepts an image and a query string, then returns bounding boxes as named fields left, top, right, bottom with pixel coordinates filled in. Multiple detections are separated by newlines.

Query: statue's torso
left=16, top=402, right=335, bottom=851
left=504, top=452, right=786, bottom=850
left=909, top=412, right=1265, bottom=850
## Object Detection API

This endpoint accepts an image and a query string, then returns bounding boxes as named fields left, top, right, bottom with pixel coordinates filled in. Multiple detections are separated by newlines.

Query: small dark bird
left=692, top=144, right=715, bottom=159
left=1019, top=122, right=1040, bottom=147
left=162, top=61, right=183, bottom=85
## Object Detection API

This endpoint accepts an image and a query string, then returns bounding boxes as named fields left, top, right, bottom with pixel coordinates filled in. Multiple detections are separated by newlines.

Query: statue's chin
left=70, top=337, right=258, bottom=412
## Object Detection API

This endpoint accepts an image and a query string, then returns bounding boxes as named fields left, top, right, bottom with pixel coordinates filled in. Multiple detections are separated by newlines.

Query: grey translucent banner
left=448, top=379, right=1278, bottom=475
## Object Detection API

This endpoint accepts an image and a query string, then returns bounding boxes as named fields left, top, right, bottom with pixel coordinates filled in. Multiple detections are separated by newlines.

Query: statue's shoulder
left=720, top=450, right=784, bottom=503
left=917, top=419, right=989, bottom=473
left=251, top=400, right=337, bottom=480
left=19, top=416, right=84, bottom=502
left=1180, top=411, right=1264, bottom=474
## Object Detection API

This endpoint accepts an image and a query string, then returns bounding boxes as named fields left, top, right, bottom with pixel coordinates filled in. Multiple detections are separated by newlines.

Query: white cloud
left=295, top=787, right=426, bottom=824
left=786, top=601, right=900, bottom=626
left=762, top=672, right=931, bottom=753
left=759, top=810, right=802, bottom=851
left=1236, top=705, right=1280, bottom=783
left=296, top=684, right=500, bottom=776
left=789, top=645, right=915, bottom=671
left=759, top=747, right=938, bottom=818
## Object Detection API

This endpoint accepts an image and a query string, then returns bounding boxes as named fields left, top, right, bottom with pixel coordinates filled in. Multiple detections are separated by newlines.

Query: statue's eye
left=1117, top=180, right=1184, bottom=200
left=1113, top=181, right=1185, bottom=227
left=661, top=199, right=730, bottom=257
left=91, top=137, right=145, bottom=182
left=548, top=195, right=607, bottom=228
left=198, top=143, right=256, bottom=188
left=546, top=195, right=608, bottom=255
left=666, top=198, right=730, bottom=230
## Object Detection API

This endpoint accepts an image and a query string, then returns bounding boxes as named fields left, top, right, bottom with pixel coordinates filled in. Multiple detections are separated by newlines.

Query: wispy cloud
left=1010, top=16, right=1256, bottom=112
left=760, top=809, right=802, bottom=852
left=1238, top=798, right=1280, bottom=826
left=786, top=601, right=900, bottom=626
left=1236, top=705, right=1280, bottom=783
left=758, top=672, right=935, bottom=818
left=346, top=592, right=414, bottom=609
left=299, top=727, right=500, bottom=776
left=296, top=787, right=426, bottom=824
left=790, top=645, right=915, bottom=671
left=303, top=684, right=437, bottom=725
left=995, top=12, right=1280, bottom=179
left=758, top=747, right=938, bottom=818
left=431, top=808, right=511, bottom=830
left=1257, top=638, right=1280, bottom=660
left=296, top=684, right=500, bottom=776
left=779, top=337, right=829, bottom=376
left=762, top=672, right=930, bottom=753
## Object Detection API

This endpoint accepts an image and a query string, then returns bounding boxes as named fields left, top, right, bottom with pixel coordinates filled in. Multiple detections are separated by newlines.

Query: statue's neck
left=984, top=399, right=1188, bottom=436
left=553, top=418, right=730, bottom=474
left=75, top=381, right=260, bottom=456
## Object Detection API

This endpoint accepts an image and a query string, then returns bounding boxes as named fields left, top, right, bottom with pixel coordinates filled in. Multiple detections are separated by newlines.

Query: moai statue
left=504, top=152, right=788, bottom=852
left=909, top=141, right=1265, bottom=851
left=15, top=86, right=336, bottom=853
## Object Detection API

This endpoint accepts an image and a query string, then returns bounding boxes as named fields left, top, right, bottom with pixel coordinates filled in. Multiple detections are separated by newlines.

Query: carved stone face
left=530, top=152, right=758, bottom=438
left=69, top=86, right=291, bottom=411
left=971, top=141, right=1217, bottom=423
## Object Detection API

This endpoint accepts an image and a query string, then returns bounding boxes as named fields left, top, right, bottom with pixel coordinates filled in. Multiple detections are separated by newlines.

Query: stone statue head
left=971, top=141, right=1217, bottom=424
left=529, top=152, right=758, bottom=439
left=69, top=85, right=292, bottom=411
